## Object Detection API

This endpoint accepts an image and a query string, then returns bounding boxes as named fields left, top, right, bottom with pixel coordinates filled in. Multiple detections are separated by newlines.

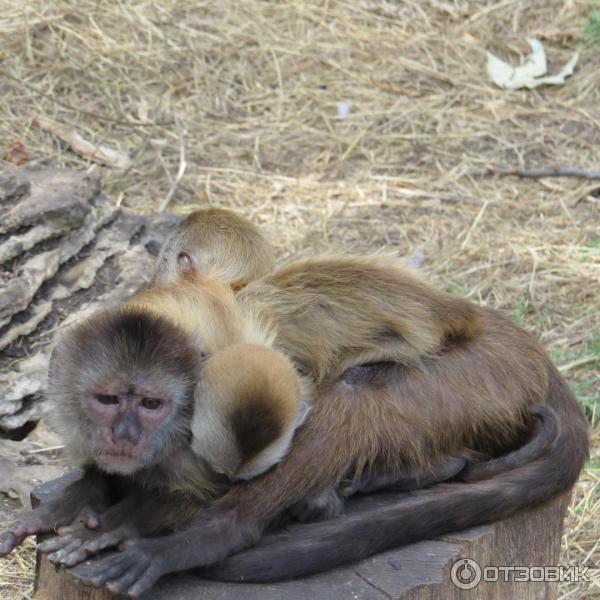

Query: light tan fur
left=129, top=273, right=243, bottom=354
left=152, top=208, right=275, bottom=289
left=238, top=253, right=480, bottom=384
left=193, top=343, right=312, bottom=480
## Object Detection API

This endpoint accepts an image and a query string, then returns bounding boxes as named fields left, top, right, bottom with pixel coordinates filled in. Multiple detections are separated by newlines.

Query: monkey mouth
left=95, top=451, right=147, bottom=475
left=96, top=449, right=148, bottom=463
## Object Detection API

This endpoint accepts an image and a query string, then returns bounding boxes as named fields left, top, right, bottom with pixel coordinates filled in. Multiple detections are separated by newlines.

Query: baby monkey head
left=48, top=308, right=200, bottom=475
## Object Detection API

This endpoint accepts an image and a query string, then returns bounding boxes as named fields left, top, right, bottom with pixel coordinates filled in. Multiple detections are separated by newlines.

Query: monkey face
left=84, top=387, right=176, bottom=475
left=48, top=307, right=200, bottom=475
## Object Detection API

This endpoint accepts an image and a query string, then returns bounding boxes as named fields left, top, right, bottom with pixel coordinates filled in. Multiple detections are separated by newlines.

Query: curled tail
left=204, top=364, right=589, bottom=583
left=460, top=403, right=559, bottom=482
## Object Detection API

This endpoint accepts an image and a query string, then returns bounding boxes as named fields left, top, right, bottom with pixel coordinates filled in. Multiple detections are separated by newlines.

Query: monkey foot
left=71, top=542, right=166, bottom=598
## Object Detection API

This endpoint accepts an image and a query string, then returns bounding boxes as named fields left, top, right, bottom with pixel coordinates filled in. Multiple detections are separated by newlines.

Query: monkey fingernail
left=63, top=555, right=82, bottom=567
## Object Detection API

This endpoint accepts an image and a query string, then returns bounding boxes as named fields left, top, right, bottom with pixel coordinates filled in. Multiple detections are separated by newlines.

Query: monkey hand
left=38, top=522, right=136, bottom=568
left=0, top=504, right=100, bottom=557
left=70, top=510, right=258, bottom=597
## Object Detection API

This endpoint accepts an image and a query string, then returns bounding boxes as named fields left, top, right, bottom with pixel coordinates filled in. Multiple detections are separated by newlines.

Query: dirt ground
left=0, top=1, right=598, bottom=598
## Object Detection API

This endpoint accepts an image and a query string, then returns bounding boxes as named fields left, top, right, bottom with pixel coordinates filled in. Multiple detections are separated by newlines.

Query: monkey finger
left=0, top=532, right=22, bottom=556
left=72, top=554, right=138, bottom=587
left=68, top=528, right=130, bottom=564
left=37, top=535, right=74, bottom=553
left=105, top=562, right=149, bottom=596
left=55, top=524, right=79, bottom=536
left=48, top=539, right=85, bottom=564
left=127, top=564, right=163, bottom=598
left=11, top=518, right=47, bottom=537
left=76, top=507, right=101, bottom=530
left=118, top=537, right=142, bottom=551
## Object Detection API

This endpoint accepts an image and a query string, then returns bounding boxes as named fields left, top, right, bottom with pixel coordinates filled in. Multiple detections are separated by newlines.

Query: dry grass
left=0, top=0, right=598, bottom=598
left=0, top=538, right=34, bottom=600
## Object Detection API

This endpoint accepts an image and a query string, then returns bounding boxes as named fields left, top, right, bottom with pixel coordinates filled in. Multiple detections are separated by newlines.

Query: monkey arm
left=0, top=467, right=112, bottom=557
left=37, top=486, right=206, bottom=568
left=68, top=382, right=360, bottom=596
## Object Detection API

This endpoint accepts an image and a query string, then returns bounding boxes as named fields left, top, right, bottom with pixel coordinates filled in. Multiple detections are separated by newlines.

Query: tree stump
left=32, top=474, right=571, bottom=600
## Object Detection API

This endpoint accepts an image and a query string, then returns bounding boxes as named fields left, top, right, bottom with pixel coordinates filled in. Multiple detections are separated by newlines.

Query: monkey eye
left=141, top=398, right=162, bottom=410
left=95, top=394, right=119, bottom=405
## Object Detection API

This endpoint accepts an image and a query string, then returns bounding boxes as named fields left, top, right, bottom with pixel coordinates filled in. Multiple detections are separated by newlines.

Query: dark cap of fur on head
left=60, top=307, right=201, bottom=399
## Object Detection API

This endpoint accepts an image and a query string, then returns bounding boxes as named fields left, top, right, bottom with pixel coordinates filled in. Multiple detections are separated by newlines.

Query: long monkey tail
left=203, top=364, right=589, bottom=583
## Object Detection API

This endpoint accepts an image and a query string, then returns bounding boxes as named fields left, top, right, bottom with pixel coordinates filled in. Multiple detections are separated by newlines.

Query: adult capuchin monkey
left=0, top=216, right=588, bottom=598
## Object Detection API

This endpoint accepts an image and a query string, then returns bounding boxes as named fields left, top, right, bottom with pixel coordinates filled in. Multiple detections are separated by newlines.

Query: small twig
left=461, top=200, right=489, bottom=249
left=158, top=116, right=187, bottom=212
left=25, top=445, right=65, bottom=455
left=475, top=166, right=600, bottom=180
left=33, top=116, right=132, bottom=169
left=559, top=355, right=600, bottom=374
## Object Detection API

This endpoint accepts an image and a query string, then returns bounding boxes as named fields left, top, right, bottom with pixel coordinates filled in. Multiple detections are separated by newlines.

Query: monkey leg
left=342, top=456, right=467, bottom=496
left=289, top=456, right=466, bottom=523
left=0, top=468, right=111, bottom=557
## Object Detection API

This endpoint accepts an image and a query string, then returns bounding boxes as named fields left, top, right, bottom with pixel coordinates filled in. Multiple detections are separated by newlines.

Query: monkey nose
left=112, top=415, right=142, bottom=445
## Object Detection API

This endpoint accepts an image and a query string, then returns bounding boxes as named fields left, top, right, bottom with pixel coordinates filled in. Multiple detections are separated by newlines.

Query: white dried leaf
left=486, top=37, right=578, bottom=90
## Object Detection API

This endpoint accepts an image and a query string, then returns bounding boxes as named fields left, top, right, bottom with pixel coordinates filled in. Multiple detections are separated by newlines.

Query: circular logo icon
left=450, top=558, right=482, bottom=590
